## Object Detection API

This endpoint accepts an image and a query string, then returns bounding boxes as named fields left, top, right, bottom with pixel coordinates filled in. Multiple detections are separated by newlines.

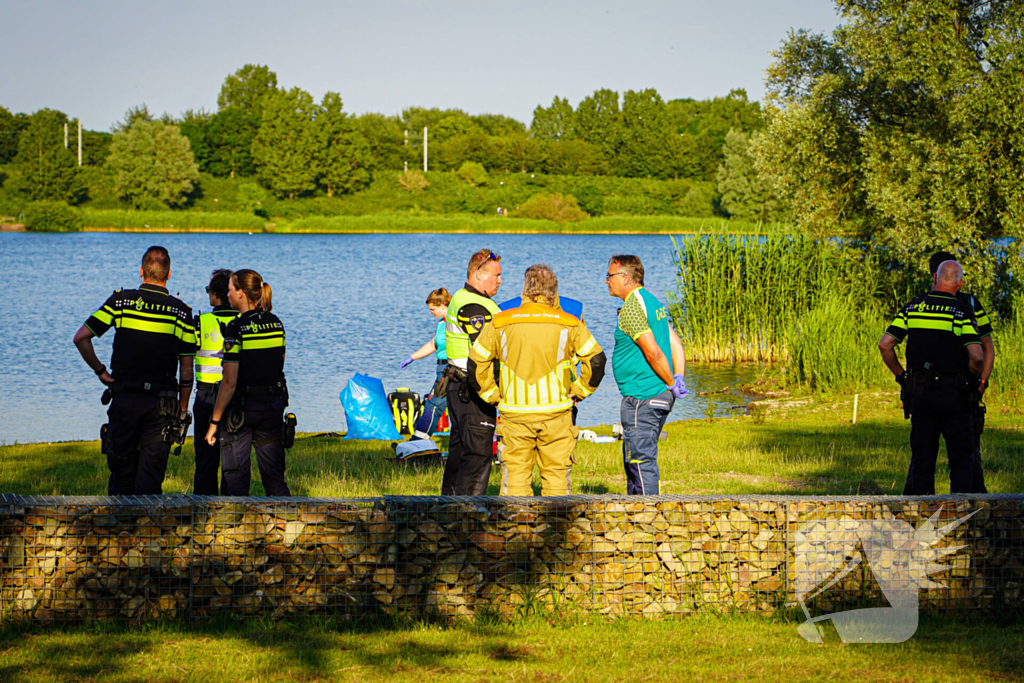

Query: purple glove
left=400, top=356, right=414, bottom=369
left=671, top=374, right=688, bottom=399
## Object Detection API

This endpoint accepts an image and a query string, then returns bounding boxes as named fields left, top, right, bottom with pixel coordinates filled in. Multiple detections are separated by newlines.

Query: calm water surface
left=0, top=232, right=761, bottom=444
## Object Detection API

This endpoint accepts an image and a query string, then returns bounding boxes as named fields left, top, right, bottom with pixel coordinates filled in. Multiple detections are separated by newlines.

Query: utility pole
left=423, top=127, right=428, bottom=173
left=77, top=119, right=82, bottom=166
left=64, top=123, right=68, bottom=149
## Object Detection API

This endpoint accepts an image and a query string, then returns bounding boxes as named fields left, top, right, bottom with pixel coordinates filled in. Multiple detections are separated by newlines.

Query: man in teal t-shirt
left=607, top=255, right=688, bottom=494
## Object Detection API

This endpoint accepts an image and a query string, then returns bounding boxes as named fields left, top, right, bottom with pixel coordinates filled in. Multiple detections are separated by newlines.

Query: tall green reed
left=82, top=209, right=265, bottom=231
left=669, top=231, right=843, bottom=362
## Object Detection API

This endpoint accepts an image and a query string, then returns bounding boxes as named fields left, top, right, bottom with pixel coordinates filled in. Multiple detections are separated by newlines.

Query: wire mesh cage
left=1, top=494, right=1020, bottom=624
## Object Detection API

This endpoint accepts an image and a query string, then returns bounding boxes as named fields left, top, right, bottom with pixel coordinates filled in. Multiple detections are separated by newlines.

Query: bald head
left=934, top=260, right=963, bottom=293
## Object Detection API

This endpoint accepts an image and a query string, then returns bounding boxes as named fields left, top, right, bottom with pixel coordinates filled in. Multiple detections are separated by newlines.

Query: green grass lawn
left=0, top=613, right=1021, bottom=682
left=2, top=388, right=1021, bottom=498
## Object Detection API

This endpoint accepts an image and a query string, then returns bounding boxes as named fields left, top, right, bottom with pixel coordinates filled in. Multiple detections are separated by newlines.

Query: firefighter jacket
left=469, top=300, right=606, bottom=421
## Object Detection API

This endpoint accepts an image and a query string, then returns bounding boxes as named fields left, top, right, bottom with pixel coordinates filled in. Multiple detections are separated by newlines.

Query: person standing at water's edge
left=928, top=251, right=993, bottom=493
left=441, top=249, right=503, bottom=495
left=192, top=269, right=239, bottom=495
left=205, top=270, right=291, bottom=497
left=470, top=264, right=606, bottom=496
left=73, top=246, right=196, bottom=495
left=607, top=255, right=688, bottom=495
left=400, top=287, right=452, bottom=437
left=878, top=260, right=984, bottom=494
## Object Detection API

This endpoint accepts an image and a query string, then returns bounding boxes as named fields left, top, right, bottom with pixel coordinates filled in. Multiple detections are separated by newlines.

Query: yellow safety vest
left=445, top=287, right=501, bottom=369
left=194, top=310, right=238, bottom=384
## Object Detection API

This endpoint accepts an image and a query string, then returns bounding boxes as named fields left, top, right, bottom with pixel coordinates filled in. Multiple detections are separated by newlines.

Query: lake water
left=0, top=232, right=761, bottom=444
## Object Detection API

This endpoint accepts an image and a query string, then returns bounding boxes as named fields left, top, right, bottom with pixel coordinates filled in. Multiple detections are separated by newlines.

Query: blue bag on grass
left=340, top=373, right=401, bottom=440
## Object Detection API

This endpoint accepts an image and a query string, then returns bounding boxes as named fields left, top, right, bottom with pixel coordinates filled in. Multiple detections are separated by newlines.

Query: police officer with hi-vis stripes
left=73, top=246, right=196, bottom=495
left=878, top=259, right=985, bottom=494
left=192, top=269, right=239, bottom=495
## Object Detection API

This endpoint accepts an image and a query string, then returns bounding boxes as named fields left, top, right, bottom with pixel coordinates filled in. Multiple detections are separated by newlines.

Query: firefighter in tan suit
left=469, top=264, right=606, bottom=496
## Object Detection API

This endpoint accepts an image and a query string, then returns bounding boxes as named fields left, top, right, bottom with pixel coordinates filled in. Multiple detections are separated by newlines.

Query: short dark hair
left=141, top=246, right=170, bottom=281
left=208, top=268, right=233, bottom=301
left=609, top=254, right=644, bottom=286
left=929, top=251, right=956, bottom=276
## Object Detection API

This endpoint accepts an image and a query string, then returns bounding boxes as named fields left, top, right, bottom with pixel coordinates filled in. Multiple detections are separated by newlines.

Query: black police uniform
left=442, top=285, right=499, bottom=496
left=84, top=284, right=196, bottom=495
left=220, top=309, right=290, bottom=497
left=885, top=291, right=982, bottom=494
left=192, top=304, right=239, bottom=495
left=957, top=291, right=992, bottom=493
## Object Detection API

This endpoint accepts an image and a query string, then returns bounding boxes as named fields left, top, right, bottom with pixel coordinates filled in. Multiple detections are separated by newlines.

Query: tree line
left=0, top=65, right=777, bottom=219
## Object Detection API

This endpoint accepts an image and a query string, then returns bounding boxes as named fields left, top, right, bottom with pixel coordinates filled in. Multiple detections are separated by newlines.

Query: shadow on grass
left=0, top=616, right=531, bottom=681
left=742, top=419, right=1024, bottom=495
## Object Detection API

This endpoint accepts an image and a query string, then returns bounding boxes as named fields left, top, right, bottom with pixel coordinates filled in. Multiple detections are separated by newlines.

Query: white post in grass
left=852, top=394, right=859, bottom=424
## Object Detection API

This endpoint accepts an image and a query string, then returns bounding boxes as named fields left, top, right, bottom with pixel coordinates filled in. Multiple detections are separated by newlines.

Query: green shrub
left=24, top=201, right=84, bottom=232
left=512, top=193, right=588, bottom=223
left=574, top=185, right=604, bottom=216
left=992, top=293, right=1024, bottom=397
left=457, top=162, right=489, bottom=186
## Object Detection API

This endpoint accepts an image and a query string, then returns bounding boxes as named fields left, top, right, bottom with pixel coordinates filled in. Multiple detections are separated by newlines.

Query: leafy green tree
left=12, top=109, right=85, bottom=202
left=207, top=108, right=259, bottom=177
left=107, top=120, right=199, bottom=208
left=251, top=87, right=322, bottom=198
left=574, top=89, right=622, bottom=162
left=617, top=88, right=669, bottom=178
left=81, top=130, right=113, bottom=166
left=717, top=129, right=783, bottom=223
left=218, top=64, right=279, bottom=113
left=237, top=182, right=268, bottom=216
left=471, top=113, right=526, bottom=137
left=317, top=92, right=371, bottom=197
left=666, top=90, right=763, bottom=181
left=496, top=134, right=545, bottom=173
left=354, top=113, right=412, bottom=172
left=531, top=96, right=575, bottom=140
left=542, top=139, right=607, bottom=175
left=110, top=104, right=153, bottom=133
left=753, top=0, right=1024, bottom=294
left=0, top=105, right=27, bottom=164
left=457, top=161, right=489, bottom=186
left=177, top=109, right=213, bottom=172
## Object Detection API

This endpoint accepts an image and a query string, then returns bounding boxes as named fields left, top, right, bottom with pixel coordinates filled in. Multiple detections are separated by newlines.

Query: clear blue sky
left=2, top=0, right=842, bottom=131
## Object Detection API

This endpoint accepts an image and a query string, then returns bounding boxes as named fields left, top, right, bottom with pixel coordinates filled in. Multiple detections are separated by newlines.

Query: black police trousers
left=192, top=387, right=222, bottom=495
left=220, top=400, right=291, bottom=497
left=441, top=377, right=496, bottom=496
left=905, top=383, right=979, bottom=495
left=106, top=392, right=172, bottom=495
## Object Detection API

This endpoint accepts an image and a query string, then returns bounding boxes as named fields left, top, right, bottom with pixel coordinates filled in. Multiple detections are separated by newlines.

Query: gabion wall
left=0, top=494, right=1020, bottom=623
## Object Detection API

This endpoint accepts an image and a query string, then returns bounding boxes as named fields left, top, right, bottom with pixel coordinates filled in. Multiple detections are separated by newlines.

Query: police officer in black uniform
left=73, top=246, right=196, bottom=495
left=928, top=251, right=994, bottom=493
left=204, top=269, right=291, bottom=496
left=878, top=260, right=984, bottom=494
left=192, top=269, right=238, bottom=495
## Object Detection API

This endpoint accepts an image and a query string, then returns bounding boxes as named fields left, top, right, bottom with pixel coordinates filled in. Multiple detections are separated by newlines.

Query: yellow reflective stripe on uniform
left=479, top=386, right=499, bottom=401
left=577, top=335, right=598, bottom=356
left=908, top=319, right=954, bottom=332
left=242, top=337, right=285, bottom=350
left=93, top=307, right=115, bottom=325
left=572, top=379, right=595, bottom=398
left=118, top=318, right=177, bottom=335
left=195, top=365, right=223, bottom=376
left=498, top=400, right=574, bottom=414
left=471, top=340, right=493, bottom=361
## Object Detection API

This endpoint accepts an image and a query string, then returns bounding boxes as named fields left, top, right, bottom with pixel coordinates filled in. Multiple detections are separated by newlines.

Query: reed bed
left=669, top=232, right=843, bottom=362
left=82, top=209, right=265, bottom=232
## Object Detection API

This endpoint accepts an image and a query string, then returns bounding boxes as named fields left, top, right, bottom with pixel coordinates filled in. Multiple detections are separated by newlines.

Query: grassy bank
left=1, top=612, right=1021, bottom=682
left=76, top=210, right=770, bottom=234
left=2, top=389, right=1021, bottom=498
